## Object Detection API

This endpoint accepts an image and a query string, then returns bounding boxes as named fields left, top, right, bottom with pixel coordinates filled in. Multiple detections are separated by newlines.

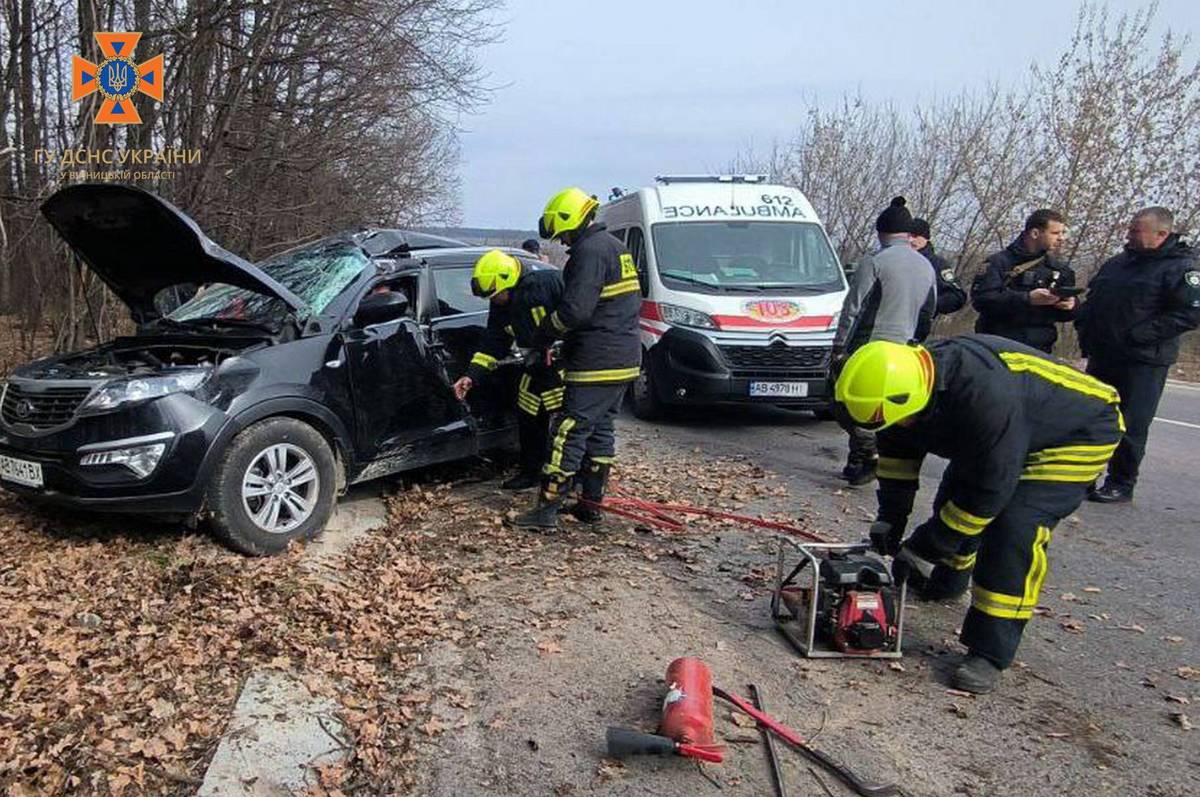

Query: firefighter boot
left=951, top=653, right=1003, bottom=694
left=566, top=460, right=610, bottom=525
left=511, top=476, right=569, bottom=531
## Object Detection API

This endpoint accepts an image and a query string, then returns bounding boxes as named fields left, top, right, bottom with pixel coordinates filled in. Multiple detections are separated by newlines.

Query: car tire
left=207, top=417, right=337, bottom=556
left=629, top=357, right=665, bottom=421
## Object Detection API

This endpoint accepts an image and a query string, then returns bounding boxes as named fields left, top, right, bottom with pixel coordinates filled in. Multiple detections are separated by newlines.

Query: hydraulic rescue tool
left=772, top=538, right=906, bottom=658
left=713, top=685, right=900, bottom=797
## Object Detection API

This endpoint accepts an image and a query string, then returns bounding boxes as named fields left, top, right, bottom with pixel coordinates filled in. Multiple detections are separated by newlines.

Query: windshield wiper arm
left=175, top=317, right=278, bottom=334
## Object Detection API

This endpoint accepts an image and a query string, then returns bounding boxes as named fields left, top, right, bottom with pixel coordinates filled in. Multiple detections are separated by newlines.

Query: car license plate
left=0, top=454, right=43, bottom=488
left=749, top=381, right=808, bottom=398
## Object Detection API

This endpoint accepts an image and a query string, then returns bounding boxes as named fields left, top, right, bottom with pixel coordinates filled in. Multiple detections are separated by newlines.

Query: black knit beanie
left=875, top=196, right=913, bottom=235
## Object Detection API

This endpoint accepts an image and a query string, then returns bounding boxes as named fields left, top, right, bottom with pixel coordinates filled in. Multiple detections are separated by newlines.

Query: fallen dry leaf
left=1060, top=619, right=1085, bottom=633
left=730, top=711, right=758, bottom=729
left=536, top=640, right=564, bottom=656
left=1169, top=712, right=1193, bottom=731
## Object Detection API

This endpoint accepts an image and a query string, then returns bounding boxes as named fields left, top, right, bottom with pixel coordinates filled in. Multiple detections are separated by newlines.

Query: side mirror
left=355, top=291, right=410, bottom=327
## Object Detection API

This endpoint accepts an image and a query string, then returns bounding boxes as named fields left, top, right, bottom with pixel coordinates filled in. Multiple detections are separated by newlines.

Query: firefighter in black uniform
left=454, top=249, right=565, bottom=489
left=971, top=209, right=1077, bottom=352
left=1076, top=207, right=1200, bottom=503
left=909, top=217, right=966, bottom=316
left=833, top=335, right=1123, bottom=693
left=512, top=187, right=641, bottom=529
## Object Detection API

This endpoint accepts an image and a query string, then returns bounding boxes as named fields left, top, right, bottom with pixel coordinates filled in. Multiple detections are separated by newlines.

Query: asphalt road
left=622, top=378, right=1200, bottom=792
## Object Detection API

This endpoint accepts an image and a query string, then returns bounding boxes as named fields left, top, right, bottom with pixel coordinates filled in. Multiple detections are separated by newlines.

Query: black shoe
left=951, top=654, right=1003, bottom=694
left=501, top=471, right=541, bottom=491
left=1087, top=483, right=1133, bottom=504
left=564, top=500, right=604, bottom=525
left=841, top=460, right=878, bottom=487
left=511, top=495, right=565, bottom=530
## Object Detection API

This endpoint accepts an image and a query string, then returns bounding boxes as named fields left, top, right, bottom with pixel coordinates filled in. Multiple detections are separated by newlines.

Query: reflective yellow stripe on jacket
left=997, top=352, right=1120, bottom=405
left=564, top=366, right=641, bottom=384
left=471, top=352, right=499, bottom=371
left=939, top=500, right=992, bottom=536
left=598, top=278, right=640, bottom=299
left=1021, top=441, right=1117, bottom=482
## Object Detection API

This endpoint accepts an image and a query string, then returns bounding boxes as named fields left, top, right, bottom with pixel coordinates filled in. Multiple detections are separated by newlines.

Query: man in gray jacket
left=832, top=196, right=936, bottom=485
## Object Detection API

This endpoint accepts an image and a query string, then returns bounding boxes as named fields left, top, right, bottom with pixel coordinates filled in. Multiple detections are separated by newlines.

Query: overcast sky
left=456, top=0, right=1197, bottom=229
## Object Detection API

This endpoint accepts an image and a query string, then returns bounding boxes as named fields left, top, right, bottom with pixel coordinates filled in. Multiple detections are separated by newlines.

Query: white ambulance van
left=598, top=175, right=846, bottom=418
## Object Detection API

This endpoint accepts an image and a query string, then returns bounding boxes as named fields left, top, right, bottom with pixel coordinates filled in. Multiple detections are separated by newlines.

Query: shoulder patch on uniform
left=1186, top=270, right=1200, bottom=287
left=941, top=268, right=956, bottom=282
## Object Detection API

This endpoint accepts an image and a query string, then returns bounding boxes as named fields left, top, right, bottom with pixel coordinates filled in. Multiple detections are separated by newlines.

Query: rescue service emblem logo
left=941, top=268, right=956, bottom=282
left=72, top=32, right=164, bottom=125
left=1186, top=270, right=1200, bottom=287
left=744, top=300, right=803, bottom=323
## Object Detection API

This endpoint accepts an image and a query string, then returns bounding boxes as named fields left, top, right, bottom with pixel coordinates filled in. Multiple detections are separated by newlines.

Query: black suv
left=0, top=184, right=531, bottom=554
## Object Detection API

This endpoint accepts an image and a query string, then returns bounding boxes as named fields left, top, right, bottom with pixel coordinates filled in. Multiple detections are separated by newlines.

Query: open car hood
left=41, top=183, right=307, bottom=322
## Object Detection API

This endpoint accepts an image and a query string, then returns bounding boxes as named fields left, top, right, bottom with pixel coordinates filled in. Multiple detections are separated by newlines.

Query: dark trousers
left=543, top=383, right=626, bottom=482
left=837, top=419, right=877, bottom=466
left=1086, top=358, right=1168, bottom=489
left=949, top=480, right=1091, bottom=668
left=517, top=410, right=550, bottom=474
left=515, top=369, right=563, bottom=475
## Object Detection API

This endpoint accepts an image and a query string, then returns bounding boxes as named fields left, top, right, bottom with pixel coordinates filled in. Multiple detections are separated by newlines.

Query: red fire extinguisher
left=659, top=657, right=716, bottom=747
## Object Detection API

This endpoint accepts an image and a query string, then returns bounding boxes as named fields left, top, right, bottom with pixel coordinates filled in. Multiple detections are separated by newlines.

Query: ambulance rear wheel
left=630, top=359, right=664, bottom=420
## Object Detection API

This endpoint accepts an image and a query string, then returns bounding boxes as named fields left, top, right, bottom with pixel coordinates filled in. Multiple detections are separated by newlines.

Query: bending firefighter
left=454, top=250, right=565, bottom=489
left=512, top=187, right=641, bottom=529
left=834, top=335, right=1123, bottom=693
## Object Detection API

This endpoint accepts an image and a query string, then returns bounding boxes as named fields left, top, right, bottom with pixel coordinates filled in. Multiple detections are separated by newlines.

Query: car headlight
left=659, top=303, right=717, bottom=330
left=80, top=369, right=210, bottom=414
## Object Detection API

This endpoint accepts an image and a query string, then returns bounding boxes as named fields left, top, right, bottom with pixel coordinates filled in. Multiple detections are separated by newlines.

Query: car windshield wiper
left=151, top=317, right=204, bottom=333
left=170, top=316, right=278, bottom=335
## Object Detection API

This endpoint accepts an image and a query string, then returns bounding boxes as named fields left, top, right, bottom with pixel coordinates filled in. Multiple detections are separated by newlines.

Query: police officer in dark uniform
left=1076, top=207, right=1200, bottom=503
left=971, top=209, right=1077, bottom=352
left=512, top=187, right=641, bottom=529
left=454, top=249, right=565, bottom=490
left=909, top=217, right=966, bottom=316
left=834, top=336, right=1123, bottom=693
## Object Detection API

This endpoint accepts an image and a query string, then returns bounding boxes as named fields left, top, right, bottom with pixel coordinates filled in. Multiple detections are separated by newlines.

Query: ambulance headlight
left=659, top=303, right=717, bottom=330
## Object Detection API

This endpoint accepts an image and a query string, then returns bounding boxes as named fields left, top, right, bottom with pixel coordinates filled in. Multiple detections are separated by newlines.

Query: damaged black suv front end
left=0, top=336, right=258, bottom=511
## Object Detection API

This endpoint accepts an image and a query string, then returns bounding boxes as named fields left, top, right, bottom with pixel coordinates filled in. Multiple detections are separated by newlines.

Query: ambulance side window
left=626, top=227, right=649, bottom=296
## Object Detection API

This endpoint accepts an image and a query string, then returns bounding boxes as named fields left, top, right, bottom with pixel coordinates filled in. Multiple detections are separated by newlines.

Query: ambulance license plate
left=749, top=381, right=808, bottom=398
left=0, top=454, right=43, bottom=488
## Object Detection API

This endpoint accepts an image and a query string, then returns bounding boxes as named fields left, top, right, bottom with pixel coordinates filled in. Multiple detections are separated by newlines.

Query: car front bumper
left=0, top=393, right=226, bottom=514
left=647, top=328, right=832, bottom=408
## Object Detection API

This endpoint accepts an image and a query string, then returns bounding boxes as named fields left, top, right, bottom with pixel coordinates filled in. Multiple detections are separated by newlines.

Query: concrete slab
left=302, top=485, right=388, bottom=582
left=198, top=671, right=348, bottom=797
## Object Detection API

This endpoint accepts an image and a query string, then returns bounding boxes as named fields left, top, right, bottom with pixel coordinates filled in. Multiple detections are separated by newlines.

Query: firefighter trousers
left=515, top=368, right=564, bottom=474
left=931, top=479, right=1092, bottom=669
left=542, top=383, right=627, bottom=485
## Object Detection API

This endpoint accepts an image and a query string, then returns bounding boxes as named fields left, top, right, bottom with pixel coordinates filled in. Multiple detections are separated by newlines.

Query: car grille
left=2, top=384, right=93, bottom=429
left=720, top=344, right=830, bottom=372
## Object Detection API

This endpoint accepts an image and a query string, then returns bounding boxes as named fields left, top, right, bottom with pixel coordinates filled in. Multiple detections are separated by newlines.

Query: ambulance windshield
left=651, top=221, right=843, bottom=295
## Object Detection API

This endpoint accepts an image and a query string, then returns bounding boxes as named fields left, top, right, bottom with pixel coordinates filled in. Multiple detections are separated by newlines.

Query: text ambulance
left=598, top=175, right=846, bottom=418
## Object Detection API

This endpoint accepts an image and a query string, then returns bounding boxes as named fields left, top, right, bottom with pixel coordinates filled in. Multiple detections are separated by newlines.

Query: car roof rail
left=356, top=229, right=468, bottom=257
